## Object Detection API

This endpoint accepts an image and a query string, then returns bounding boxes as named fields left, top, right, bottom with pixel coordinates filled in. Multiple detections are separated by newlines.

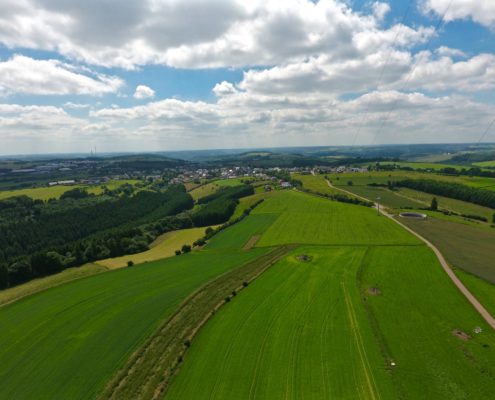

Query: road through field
left=326, top=179, right=495, bottom=330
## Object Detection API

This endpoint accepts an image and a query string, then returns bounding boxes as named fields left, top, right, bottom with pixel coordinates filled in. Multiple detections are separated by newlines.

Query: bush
left=181, top=244, right=191, bottom=253
left=127, top=260, right=134, bottom=267
left=175, top=250, right=182, bottom=256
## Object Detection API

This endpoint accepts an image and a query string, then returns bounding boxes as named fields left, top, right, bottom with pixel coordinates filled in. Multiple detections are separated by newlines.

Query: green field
left=473, top=160, right=495, bottom=168
left=378, top=161, right=463, bottom=171
left=455, top=270, right=495, bottom=317
left=252, top=190, right=419, bottom=246
left=0, top=180, right=139, bottom=201
left=399, top=216, right=495, bottom=283
left=328, top=171, right=495, bottom=192
left=166, top=245, right=495, bottom=399
left=96, top=227, right=208, bottom=269
left=189, top=183, right=219, bottom=200
left=0, top=249, right=267, bottom=399
left=293, top=173, right=341, bottom=195
left=215, top=178, right=244, bottom=186
left=0, top=263, right=107, bottom=306
left=398, top=187, right=494, bottom=221
left=2, top=187, right=494, bottom=399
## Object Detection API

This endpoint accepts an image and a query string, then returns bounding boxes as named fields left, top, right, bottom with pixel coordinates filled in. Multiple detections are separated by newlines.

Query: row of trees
left=192, top=184, right=255, bottom=226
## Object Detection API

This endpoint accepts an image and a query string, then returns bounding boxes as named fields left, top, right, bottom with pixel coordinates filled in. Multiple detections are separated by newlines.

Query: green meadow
left=0, top=249, right=267, bottom=400
left=1, top=188, right=494, bottom=400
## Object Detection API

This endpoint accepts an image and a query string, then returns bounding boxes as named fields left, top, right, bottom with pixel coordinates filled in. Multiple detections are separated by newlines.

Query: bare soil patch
left=367, top=287, right=382, bottom=296
left=296, top=254, right=312, bottom=262
left=452, top=329, right=472, bottom=341
left=243, top=235, right=260, bottom=250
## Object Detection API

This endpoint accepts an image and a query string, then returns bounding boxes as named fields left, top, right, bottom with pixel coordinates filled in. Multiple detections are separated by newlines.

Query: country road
left=325, top=179, right=495, bottom=331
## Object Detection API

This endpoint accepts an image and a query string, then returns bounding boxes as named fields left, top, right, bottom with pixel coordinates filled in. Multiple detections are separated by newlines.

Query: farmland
left=0, top=180, right=139, bottom=201
left=1, top=183, right=494, bottom=399
left=0, top=249, right=267, bottom=400
left=96, top=227, right=208, bottom=269
left=166, top=229, right=495, bottom=399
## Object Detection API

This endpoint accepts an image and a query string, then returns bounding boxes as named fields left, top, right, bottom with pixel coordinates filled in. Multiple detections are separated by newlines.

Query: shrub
left=181, top=244, right=191, bottom=253
left=127, top=260, right=134, bottom=267
left=175, top=250, right=182, bottom=256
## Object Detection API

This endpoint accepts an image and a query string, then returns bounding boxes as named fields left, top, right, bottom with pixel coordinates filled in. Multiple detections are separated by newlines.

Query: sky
left=0, top=0, right=495, bottom=155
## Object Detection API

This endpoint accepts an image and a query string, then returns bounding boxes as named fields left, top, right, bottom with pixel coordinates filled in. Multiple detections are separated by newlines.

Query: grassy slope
left=398, top=187, right=494, bottom=220
left=0, top=180, right=139, bottom=201
left=361, top=246, right=495, bottom=399
left=96, top=227, right=208, bottom=269
left=329, top=171, right=495, bottom=192
left=455, top=269, right=495, bottom=317
left=228, top=191, right=272, bottom=221
left=0, top=249, right=266, bottom=400
left=293, top=173, right=341, bottom=195
left=253, top=190, right=420, bottom=246
left=400, top=217, right=495, bottom=284
left=166, top=247, right=395, bottom=400
left=189, top=183, right=219, bottom=201
left=0, top=263, right=107, bottom=306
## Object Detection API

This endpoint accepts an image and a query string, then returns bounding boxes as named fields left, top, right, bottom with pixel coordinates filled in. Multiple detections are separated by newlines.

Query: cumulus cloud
left=0, top=55, right=123, bottom=96
left=0, top=0, right=432, bottom=69
left=133, top=85, right=155, bottom=100
left=422, top=0, right=495, bottom=29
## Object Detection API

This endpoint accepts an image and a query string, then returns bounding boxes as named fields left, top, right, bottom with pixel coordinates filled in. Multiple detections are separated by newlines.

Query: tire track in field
left=247, top=265, right=313, bottom=400
left=206, top=257, right=303, bottom=400
left=342, top=282, right=381, bottom=400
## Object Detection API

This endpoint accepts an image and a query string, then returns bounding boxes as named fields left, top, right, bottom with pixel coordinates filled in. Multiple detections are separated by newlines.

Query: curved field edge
left=0, top=249, right=267, bottom=400
left=165, top=246, right=495, bottom=400
left=99, top=245, right=295, bottom=400
left=0, top=263, right=108, bottom=307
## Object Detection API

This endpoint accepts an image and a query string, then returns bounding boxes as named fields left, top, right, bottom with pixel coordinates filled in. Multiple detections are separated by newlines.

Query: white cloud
left=0, top=0, right=432, bottom=69
left=422, top=0, right=495, bottom=29
left=0, top=55, right=123, bottom=96
left=436, top=46, right=467, bottom=58
left=133, top=85, right=155, bottom=100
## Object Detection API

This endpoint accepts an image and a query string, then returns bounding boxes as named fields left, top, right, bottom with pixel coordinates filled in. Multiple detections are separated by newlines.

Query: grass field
left=229, top=192, right=272, bottom=221
left=0, top=180, right=139, bottom=201
left=293, top=173, right=341, bottom=195
left=215, top=178, right=244, bottom=186
left=400, top=216, right=495, bottom=283
left=166, top=245, right=495, bottom=399
left=328, top=171, right=495, bottom=192
left=378, top=161, right=463, bottom=171
left=0, top=249, right=267, bottom=400
left=189, top=183, right=219, bottom=200
left=397, top=187, right=494, bottom=221
left=166, top=246, right=394, bottom=399
left=96, top=227, right=208, bottom=269
left=473, top=160, right=495, bottom=168
left=0, top=263, right=107, bottom=306
left=455, top=269, right=495, bottom=317
left=252, top=190, right=420, bottom=247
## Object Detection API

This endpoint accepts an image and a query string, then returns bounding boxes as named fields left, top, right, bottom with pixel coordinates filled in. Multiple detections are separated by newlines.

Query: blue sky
left=0, top=0, right=494, bottom=155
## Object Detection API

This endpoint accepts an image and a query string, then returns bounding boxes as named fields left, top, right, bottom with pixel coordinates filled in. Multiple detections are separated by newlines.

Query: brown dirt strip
left=326, top=179, right=495, bottom=331
left=243, top=235, right=261, bottom=250
left=98, top=245, right=296, bottom=400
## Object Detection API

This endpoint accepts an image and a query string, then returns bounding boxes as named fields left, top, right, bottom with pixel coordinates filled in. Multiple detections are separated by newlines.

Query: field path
left=326, top=179, right=495, bottom=331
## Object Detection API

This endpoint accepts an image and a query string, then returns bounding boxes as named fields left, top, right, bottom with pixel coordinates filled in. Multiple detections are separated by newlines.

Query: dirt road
left=325, top=179, right=495, bottom=331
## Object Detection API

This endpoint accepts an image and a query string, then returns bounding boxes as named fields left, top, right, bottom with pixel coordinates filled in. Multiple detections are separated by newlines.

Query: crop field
left=229, top=191, right=272, bottom=221
left=378, top=161, right=463, bottom=170
left=328, top=171, right=495, bottom=192
left=166, top=246, right=394, bottom=399
left=473, top=160, right=495, bottom=168
left=189, top=183, right=219, bottom=200
left=0, top=263, right=107, bottom=306
left=166, top=245, right=495, bottom=399
left=0, top=180, right=139, bottom=201
left=252, top=190, right=419, bottom=246
left=293, top=173, right=341, bottom=195
left=0, top=249, right=267, bottom=400
left=455, top=270, right=495, bottom=317
left=96, top=227, right=208, bottom=269
left=400, top=216, right=495, bottom=283
left=397, top=187, right=494, bottom=220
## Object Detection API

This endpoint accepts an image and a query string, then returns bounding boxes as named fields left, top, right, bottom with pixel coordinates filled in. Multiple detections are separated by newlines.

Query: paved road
left=325, top=179, right=495, bottom=331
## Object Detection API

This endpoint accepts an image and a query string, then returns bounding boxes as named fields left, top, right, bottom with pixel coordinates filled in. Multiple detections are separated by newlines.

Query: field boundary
left=99, top=245, right=296, bottom=400
left=326, top=179, right=495, bottom=331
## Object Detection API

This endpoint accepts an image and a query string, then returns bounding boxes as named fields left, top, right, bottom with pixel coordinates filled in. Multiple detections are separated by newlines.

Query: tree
left=8, top=260, right=32, bottom=286
left=0, top=264, right=8, bottom=289
left=127, top=260, right=134, bottom=267
left=492, top=213, right=495, bottom=224
left=430, top=197, right=438, bottom=211
left=181, top=244, right=192, bottom=253
left=347, top=180, right=353, bottom=186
